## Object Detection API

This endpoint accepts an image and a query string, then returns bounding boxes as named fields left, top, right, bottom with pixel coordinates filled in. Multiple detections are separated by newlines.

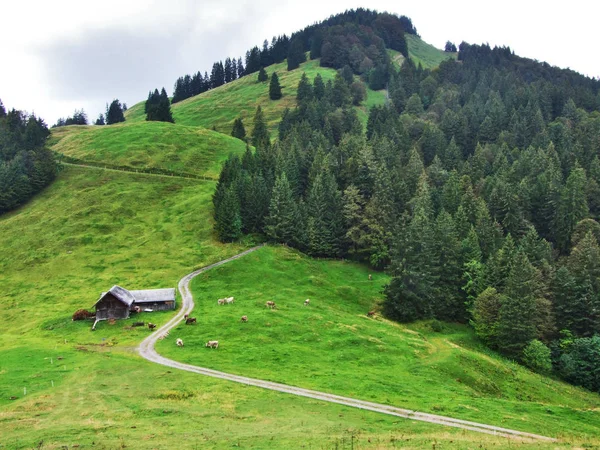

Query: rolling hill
left=50, top=121, right=247, bottom=179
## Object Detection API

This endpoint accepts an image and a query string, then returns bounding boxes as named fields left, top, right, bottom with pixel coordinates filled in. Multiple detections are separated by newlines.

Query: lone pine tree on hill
left=231, top=117, right=246, bottom=140
left=106, top=99, right=125, bottom=125
left=269, top=72, right=282, bottom=100
left=257, top=67, right=268, bottom=82
left=146, top=88, right=174, bottom=123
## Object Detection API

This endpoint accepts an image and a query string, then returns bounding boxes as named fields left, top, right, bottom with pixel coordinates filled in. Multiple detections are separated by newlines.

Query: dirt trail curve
left=138, top=245, right=557, bottom=443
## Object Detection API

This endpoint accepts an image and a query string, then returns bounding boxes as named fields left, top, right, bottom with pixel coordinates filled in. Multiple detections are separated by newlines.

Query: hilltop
left=124, top=35, right=453, bottom=137
left=50, top=121, right=247, bottom=179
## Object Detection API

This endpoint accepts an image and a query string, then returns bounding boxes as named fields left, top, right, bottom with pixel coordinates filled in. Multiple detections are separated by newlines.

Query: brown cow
left=148, top=323, right=157, bottom=330
left=366, top=311, right=375, bottom=318
left=185, top=317, right=197, bottom=325
left=240, top=315, right=248, bottom=322
left=266, top=301, right=276, bottom=309
left=205, top=340, right=219, bottom=349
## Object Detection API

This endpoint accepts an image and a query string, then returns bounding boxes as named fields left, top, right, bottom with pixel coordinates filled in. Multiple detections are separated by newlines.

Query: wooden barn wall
left=95, top=294, right=130, bottom=320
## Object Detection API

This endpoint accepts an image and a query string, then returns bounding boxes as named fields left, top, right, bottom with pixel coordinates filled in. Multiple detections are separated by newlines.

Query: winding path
left=138, top=246, right=557, bottom=442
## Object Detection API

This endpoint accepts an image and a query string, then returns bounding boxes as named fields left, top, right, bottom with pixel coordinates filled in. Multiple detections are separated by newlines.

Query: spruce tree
left=214, top=186, right=242, bottom=242
left=237, top=57, right=245, bottom=78
left=269, top=72, right=282, bottom=100
left=471, top=287, right=503, bottom=347
left=106, top=99, right=125, bottom=124
left=296, top=73, right=313, bottom=103
left=567, top=231, right=600, bottom=335
left=257, top=67, right=268, bottom=82
left=94, top=114, right=105, bottom=126
left=231, top=117, right=246, bottom=141
left=251, top=106, right=269, bottom=149
left=265, top=173, right=297, bottom=245
left=313, top=73, right=325, bottom=100
left=496, top=252, right=544, bottom=358
left=287, top=39, right=306, bottom=71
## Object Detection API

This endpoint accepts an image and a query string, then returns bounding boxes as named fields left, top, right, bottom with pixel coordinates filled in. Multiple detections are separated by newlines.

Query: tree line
left=0, top=99, right=56, bottom=213
left=213, top=40, right=600, bottom=391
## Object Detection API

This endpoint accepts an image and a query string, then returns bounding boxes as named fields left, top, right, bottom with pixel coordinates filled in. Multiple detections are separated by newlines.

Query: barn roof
left=95, top=285, right=136, bottom=307
left=129, top=288, right=176, bottom=303
left=95, top=287, right=176, bottom=307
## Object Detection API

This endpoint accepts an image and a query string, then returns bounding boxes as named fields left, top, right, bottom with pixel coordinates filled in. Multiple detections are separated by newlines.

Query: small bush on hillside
left=523, top=340, right=552, bottom=373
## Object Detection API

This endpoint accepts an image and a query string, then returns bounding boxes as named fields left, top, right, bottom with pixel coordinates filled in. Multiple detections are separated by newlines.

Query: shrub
left=522, top=339, right=552, bottom=373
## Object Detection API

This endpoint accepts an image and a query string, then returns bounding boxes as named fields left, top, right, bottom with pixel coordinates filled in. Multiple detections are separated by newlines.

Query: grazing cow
left=266, top=301, right=276, bottom=309
left=205, top=340, right=219, bottom=349
left=368, top=274, right=372, bottom=281
left=225, top=297, right=234, bottom=304
left=304, top=299, right=310, bottom=306
left=185, top=317, right=197, bottom=325
left=176, top=338, right=184, bottom=347
left=366, top=311, right=375, bottom=318
left=148, top=323, right=157, bottom=330
left=240, top=315, right=248, bottom=322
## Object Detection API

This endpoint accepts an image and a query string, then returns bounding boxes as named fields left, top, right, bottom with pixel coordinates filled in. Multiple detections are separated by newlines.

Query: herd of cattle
left=152, top=273, right=376, bottom=349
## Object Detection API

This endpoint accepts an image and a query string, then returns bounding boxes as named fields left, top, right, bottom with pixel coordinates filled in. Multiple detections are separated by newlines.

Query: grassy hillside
left=126, top=58, right=388, bottom=138
left=158, top=245, right=600, bottom=443
left=125, top=39, right=453, bottom=139
left=0, top=167, right=536, bottom=449
left=389, top=35, right=457, bottom=70
left=406, top=34, right=457, bottom=69
left=50, top=121, right=247, bottom=178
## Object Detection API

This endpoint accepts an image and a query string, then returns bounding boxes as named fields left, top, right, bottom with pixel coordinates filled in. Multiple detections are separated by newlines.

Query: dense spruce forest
left=213, top=20, right=600, bottom=391
left=171, top=8, right=416, bottom=102
left=0, top=99, right=56, bottom=214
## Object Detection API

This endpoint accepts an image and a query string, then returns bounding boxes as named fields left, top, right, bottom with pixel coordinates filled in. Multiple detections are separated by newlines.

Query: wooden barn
left=94, top=285, right=176, bottom=321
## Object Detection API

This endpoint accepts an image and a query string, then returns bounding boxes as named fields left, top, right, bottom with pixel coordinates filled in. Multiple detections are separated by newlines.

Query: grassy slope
left=50, top=121, right=247, bottom=179
left=125, top=38, right=453, bottom=138
left=390, top=35, right=457, bottom=70
left=126, top=58, right=387, bottom=138
left=0, top=168, right=530, bottom=449
left=157, top=245, right=600, bottom=443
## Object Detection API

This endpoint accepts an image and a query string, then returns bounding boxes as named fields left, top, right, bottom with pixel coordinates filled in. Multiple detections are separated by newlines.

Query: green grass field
left=50, top=121, right=247, bottom=178
left=156, top=245, right=600, bottom=443
left=0, top=167, right=554, bottom=449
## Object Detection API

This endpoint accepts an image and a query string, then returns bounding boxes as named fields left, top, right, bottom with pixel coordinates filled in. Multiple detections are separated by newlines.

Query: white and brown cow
left=205, top=340, right=219, bottom=349
left=176, top=338, right=184, bottom=347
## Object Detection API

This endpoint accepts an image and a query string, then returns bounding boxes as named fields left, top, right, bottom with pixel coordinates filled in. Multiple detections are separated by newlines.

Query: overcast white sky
left=1, top=0, right=598, bottom=125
